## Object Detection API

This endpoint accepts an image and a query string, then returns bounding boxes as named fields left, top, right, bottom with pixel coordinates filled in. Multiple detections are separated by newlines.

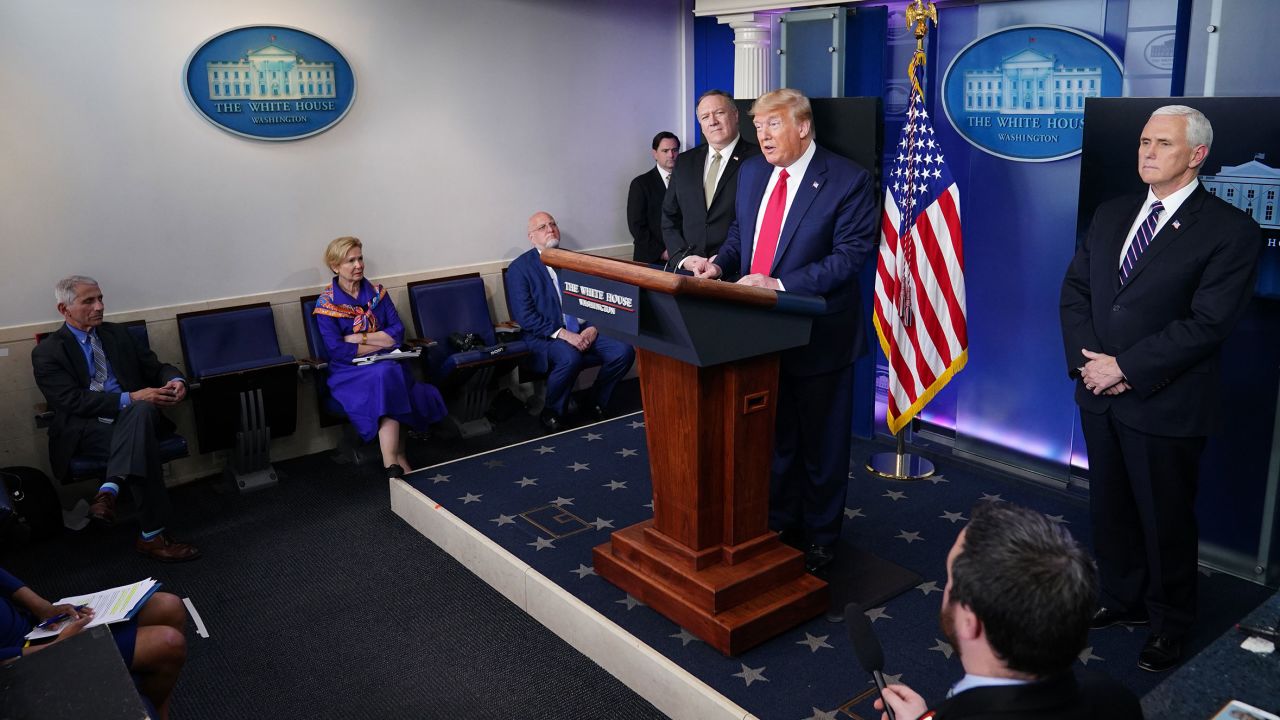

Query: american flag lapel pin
left=732, top=156, right=739, bottom=162
left=812, top=181, right=820, bottom=189
left=1172, top=220, right=1181, bottom=230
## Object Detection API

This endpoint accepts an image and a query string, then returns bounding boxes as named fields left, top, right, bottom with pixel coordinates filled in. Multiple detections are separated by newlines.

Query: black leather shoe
left=540, top=410, right=562, bottom=433
left=1137, top=633, right=1182, bottom=672
left=804, top=544, right=836, bottom=574
left=1090, top=606, right=1149, bottom=630
left=385, top=464, right=405, bottom=479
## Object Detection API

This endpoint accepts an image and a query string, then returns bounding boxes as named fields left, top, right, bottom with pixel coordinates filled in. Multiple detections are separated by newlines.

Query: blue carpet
left=404, top=412, right=1272, bottom=720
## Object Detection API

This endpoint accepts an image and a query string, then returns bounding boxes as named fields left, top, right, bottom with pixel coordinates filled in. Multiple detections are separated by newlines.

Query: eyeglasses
left=532, top=221, right=558, bottom=233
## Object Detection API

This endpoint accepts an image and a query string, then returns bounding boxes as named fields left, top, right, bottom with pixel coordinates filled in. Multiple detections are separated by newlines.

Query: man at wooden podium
left=686, top=89, right=878, bottom=573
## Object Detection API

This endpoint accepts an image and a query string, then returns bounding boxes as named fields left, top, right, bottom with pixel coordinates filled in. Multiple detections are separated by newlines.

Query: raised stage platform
left=390, top=411, right=1277, bottom=720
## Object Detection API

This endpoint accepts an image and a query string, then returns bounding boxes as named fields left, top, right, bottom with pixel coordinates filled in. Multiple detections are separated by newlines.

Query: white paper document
left=25, top=577, right=160, bottom=640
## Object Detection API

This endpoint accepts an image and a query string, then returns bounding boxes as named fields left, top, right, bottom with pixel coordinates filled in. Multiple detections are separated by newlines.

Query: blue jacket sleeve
left=316, top=314, right=358, bottom=365
left=0, top=568, right=24, bottom=597
left=508, top=258, right=560, bottom=340
left=378, top=295, right=406, bottom=345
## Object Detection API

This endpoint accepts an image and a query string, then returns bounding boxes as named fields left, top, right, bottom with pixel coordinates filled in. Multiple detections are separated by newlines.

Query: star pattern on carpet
left=603, top=480, right=628, bottom=491
left=429, top=473, right=450, bottom=484
left=940, top=510, right=966, bottom=523
left=883, top=490, right=907, bottom=501
left=515, top=477, right=538, bottom=487
left=796, top=633, right=833, bottom=652
left=550, top=497, right=574, bottom=507
left=927, top=474, right=950, bottom=485
left=483, top=459, right=505, bottom=469
left=980, top=493, right=1004, bottom=503
left=896, top=530, right=923, bottom=544
left=1046, top=514, right=1068, bottom=524
left=929, top=639, right=954, bottom=659
left=459, top=493, right=482, bottom=504
left=616, top=448, right=638, bottom=457
left=533, top=445, right=555, bottom=455
left=490, top=514, right=516, bottom=526
left=916, top=581, right=941, bottom=596
left=670, top=628, right=701, bottom=646
left=590, top=517, right=614, bottom=530
left=1078, top=646, right=1103, bottom=665
left=528, top=537, right=555, bottom=551
left=732, top=664, right=768, bottom=686
left=582, top=432, right=603, bottom=441
left=803, top=708, right=839, bottom=720
left=627, top=420, right=645, bottom=429
left=844, top=507, right=865, bottom=519
left=616, top=594, right=644, bottom=610
left=883, top=673, right=903, bottom=685
left=865, top=607, right=892, bottom=622
left=568, top=462, right=590, bottom=472
left=571, top=564, right=596, bottom=579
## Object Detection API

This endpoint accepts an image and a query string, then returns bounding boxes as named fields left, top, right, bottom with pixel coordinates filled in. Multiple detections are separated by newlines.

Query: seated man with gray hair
left=31, top=275, right=200, bottom=562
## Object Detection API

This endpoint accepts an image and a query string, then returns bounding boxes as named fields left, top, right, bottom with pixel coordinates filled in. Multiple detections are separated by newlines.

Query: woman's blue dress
left=315, top=279, right=447, bottom=440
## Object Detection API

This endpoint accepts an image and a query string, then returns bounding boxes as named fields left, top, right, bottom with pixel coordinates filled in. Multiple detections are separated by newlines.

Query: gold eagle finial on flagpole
left=905, top=0, right=937, bottom=97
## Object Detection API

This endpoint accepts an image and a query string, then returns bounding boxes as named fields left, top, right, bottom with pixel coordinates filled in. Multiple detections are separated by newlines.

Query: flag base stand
left=866, top=431, right=935, bottom=481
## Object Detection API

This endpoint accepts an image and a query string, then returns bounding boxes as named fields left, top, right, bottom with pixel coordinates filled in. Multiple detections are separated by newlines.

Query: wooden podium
left=541, top=249, right=829, bottom=655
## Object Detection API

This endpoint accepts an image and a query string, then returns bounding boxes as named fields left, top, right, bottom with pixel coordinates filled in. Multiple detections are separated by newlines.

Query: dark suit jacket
left=627, top=167, right=668, bottom=264
left=32, top=323, right=181, bottom=480
left=716, top=144, right=878, bottom=377
left=927, top=670, right=1142, bottom=720
left=1060, top=183, right=1262, bottom=437
left=661, top=138, right=761, bottom=259
left=506, top=248, right=573, bottom=374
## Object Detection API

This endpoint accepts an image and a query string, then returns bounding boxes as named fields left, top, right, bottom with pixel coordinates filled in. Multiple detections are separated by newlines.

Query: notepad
left=350, top=346, right=423, bottom=365
left=24, top=578, right=161, bottom=640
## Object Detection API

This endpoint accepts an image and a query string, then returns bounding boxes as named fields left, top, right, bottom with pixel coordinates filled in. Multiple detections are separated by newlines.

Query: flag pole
left=866, top=0, right=939, bottom=481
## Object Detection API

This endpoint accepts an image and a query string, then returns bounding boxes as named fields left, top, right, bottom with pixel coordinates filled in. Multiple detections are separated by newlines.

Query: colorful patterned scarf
left=313, top=280, right=386, bottom=333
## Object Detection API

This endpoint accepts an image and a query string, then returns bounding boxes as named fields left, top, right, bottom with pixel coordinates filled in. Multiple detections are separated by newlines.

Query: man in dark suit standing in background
left=32, top=275, right=201, bottom=562
left=687, top=89, right=877, bottom=573
left=1060, top=105, right=1262, bottom=672
left=627, top=131, right=679, bottom=264
left=662, top=89, right=760, bottom=266
left=875, top=503, right=1142, bottom=720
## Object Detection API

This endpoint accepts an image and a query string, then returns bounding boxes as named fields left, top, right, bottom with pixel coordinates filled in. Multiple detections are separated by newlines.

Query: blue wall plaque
left=940, top=25, right=1122, bottom=162
left=184, top=25, right=356, bottom=141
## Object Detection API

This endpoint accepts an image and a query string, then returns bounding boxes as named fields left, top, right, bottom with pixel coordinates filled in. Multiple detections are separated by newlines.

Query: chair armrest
left=407, top=337, right=438, bottom=349
left=297, top=357, right=330, bottom=372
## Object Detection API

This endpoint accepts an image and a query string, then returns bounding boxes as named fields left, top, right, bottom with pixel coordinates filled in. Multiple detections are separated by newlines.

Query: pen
left=35, top=605, right=89, bottom=630
left=1236, top=623, right=1280, bottom=642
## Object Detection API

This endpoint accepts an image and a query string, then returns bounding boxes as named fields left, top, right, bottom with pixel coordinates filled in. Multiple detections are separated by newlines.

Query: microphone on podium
left=846, top=602, right=895, bottom=720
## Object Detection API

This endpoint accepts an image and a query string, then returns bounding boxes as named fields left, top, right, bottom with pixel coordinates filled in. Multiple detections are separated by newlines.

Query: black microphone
left=663, top=245, right=694, bottom=273
left=846, top=602, right=895, bottom=720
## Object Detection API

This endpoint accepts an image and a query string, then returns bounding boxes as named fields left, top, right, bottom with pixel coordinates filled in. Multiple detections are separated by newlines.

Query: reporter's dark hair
left=651, top=131, right=679, bottom=151
left=949, top=502, right=1097, bottom=677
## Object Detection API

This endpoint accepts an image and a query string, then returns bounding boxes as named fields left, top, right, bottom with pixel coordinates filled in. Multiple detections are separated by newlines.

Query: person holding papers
left=0, top=567, right=188, bottom=720
left=314, top=236, right=447, bottom=479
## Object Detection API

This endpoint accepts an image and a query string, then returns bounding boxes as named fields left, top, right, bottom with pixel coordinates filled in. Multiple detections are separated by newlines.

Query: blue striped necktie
left=88, top=331, right=108, bottom=391
left=1119, top=200, right=1164, bottom=284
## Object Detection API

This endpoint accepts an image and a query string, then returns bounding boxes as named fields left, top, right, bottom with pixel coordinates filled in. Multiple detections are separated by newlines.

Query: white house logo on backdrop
left=942, top=25, right=1123, bottom=162
left=1202, top=156, right=1280, bottom=229
left=184, top=26, right=356, bottom=141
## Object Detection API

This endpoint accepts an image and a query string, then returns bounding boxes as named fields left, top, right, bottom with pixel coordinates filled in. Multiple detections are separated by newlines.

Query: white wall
left=0, top=0, right=688, bottom=327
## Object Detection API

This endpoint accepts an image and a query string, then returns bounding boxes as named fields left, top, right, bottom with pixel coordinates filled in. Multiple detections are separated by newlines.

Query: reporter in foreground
left=313, top=236, right=447, bottom=478
left=875, top=503, right=1142, bottom=720
left=1, top=567, right=188, bottom=720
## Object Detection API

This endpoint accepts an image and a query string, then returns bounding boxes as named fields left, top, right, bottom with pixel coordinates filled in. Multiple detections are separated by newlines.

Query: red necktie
left=750, top=169, right=789, bottom=276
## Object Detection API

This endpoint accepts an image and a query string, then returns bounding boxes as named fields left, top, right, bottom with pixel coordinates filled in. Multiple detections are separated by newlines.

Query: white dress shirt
left=1118, top=178, right=1199, bottom=268
left=703, top=135, right=740, bottom=193
left=746, top=139, right=818, bottom=289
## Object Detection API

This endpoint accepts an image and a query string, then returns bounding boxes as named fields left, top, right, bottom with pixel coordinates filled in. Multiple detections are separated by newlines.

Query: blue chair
left=299, top=294, right=380, bottom=465
left=176, top=303, right=298, bottom=491
left=34, top=320, right=189, bottom=484
left=406, top=274, right=529, bottom=437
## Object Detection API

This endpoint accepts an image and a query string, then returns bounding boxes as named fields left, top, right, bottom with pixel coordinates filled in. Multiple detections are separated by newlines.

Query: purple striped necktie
left=1119, top=200, right=1164, bottom=284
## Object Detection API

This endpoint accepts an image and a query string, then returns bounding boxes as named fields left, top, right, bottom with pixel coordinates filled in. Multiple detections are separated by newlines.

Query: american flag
left=872, top=82, right=967, bottom=435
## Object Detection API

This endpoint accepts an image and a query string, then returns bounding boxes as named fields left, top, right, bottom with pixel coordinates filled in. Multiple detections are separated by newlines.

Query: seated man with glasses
left=505, top=212, right=635, bottom=432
